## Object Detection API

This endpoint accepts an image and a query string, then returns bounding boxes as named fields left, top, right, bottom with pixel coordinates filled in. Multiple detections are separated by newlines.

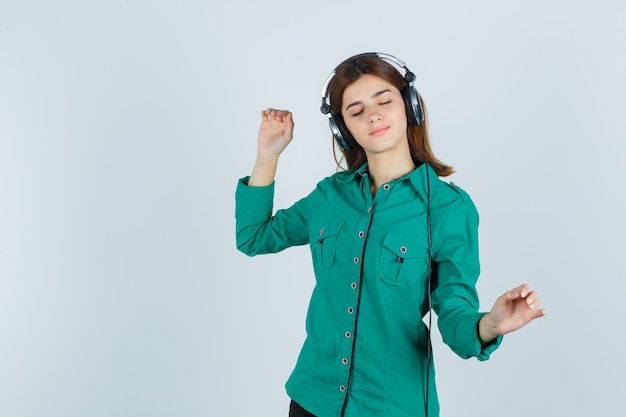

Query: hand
left=257, top=108, right=294, bottom=160
left=248, top=109, right=295, bottom=187
left=479, top=283, right=546, bottom=343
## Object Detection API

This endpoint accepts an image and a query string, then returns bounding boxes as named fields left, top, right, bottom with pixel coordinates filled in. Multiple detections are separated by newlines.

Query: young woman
left=235, top=53, right=545, bottom=417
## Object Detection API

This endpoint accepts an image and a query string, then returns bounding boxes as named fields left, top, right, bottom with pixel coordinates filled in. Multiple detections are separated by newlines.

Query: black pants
left=289, top=400, right=316, bottom=417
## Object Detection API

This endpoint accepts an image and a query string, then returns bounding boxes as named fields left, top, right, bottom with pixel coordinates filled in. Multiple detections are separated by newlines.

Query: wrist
left=478, top=313, right=500, bottom=344
left=255, top=151, right=280, bottom=166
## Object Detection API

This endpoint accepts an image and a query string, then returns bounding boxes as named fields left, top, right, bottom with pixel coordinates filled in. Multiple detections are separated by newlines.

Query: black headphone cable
left=422, top=120, right=433, bottom=417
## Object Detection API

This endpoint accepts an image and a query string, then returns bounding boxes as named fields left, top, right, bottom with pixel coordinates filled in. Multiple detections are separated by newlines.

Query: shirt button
left=367, top=207, right=373, bottom=213
left=342, top=358, right=349, bottom=365
left=353, top=257, right=359, bottom=264
left=339, top=385, right=346, bottom=392
left=351, top=282, right=357, bottom=289
left=400, top=246, right=407, bottom=254
left=358, top=231, right=365, bottom=238
left=383, top=184, right=390, bottom=191
left=319, top=228, right=325, bottom=235
left=345, top=331, right=352, bottom=339
left=347, top=306, right=354, bottom=314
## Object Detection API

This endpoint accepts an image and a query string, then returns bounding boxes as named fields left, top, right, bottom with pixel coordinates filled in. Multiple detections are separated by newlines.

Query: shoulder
left=431, top=178, right=479, bottom=221
left=445, top=180, right=475, bottom=206
left=432, top=178, right=474, bottom=206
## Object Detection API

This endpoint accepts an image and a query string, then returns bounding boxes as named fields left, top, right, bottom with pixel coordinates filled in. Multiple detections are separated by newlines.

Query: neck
left=366, top=151, right=416, bottom=195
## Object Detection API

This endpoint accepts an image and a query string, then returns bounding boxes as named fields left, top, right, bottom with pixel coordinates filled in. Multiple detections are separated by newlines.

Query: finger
left=524, top=290, right=538, bottom=304
left=505, top=283, right=531, bottom=299
left=530, top=308, right=547, bottom=320
left=503, top=288, right=523, bottom=300
left=262, top=109, right=273, bottom=122
left=518, top=283, right=531, bottom=297
left=527, top=296, right=542, bottom=310
left=286, top=111, right=294, bottom=128
left=261, top=108, right=292, bottom=126
left=275, top=110, right=291, bottom=123
left=266, top=109, right=286, bottom=123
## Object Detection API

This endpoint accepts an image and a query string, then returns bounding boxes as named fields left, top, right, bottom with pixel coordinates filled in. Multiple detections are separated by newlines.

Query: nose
left=369, top=110, right=382, bottom=123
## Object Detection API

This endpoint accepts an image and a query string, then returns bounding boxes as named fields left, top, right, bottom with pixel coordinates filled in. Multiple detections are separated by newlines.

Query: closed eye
left=350, top=99, right=392, bottom=117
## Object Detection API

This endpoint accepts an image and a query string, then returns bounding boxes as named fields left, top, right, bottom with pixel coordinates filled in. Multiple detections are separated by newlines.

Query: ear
left=402, top=84, right=424, bottom=126
left=329, top=115, right=357, bottom=150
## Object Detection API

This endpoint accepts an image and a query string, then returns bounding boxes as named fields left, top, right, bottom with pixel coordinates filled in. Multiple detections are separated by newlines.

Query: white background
left=1, top=1, right=625, bottom=416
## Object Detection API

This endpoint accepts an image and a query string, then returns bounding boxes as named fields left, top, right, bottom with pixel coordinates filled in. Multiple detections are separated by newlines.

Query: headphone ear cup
left=329, top=115, right=357, bottom=150
left=402, top=85, right=424, bottom=126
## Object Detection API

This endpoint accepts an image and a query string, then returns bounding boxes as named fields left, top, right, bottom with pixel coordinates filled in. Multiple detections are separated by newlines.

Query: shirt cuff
left=474, top=312, right=503, bottom=361
left=235, top=176, right=275, bottom=222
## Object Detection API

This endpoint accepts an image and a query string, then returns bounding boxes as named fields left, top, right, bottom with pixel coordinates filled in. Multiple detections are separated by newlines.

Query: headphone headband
left=320, top=52, right=424, bottom=150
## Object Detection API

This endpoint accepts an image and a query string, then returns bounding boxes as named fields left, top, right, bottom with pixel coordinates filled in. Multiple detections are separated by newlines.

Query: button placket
left=338, top=206, right=372, bottom=401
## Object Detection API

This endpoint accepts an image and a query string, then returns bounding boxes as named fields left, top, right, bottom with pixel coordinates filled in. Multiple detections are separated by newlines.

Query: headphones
left=320, top=52, right=425, bottom=150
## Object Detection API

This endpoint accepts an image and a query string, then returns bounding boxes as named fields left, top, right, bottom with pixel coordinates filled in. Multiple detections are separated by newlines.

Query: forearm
left=249, top=154, right=279, bottom=187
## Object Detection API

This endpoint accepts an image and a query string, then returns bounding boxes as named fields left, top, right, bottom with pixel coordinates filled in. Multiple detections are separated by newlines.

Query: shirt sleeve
left=431, top=190, right=502, bottom=361
left=235, top=176, right=316, bottom=256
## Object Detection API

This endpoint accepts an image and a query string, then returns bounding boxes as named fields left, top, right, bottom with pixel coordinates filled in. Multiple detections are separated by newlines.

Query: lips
left=369, top=126, right=390, bottom=136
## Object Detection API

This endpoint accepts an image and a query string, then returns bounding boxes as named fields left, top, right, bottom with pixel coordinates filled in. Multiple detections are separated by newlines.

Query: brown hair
left=328, top=55, right=454, bottom=177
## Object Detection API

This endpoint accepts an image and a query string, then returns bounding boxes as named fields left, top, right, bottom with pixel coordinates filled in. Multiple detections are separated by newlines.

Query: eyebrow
left=345, top=89, right=392, bottom=112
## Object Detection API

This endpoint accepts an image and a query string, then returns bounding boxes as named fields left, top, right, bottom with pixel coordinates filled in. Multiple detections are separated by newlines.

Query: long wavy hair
left=328, top=55, right=454, bottom=177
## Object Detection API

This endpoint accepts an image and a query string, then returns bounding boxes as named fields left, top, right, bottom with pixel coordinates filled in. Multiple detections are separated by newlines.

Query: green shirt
left=235, top=162, right=502, bottom=417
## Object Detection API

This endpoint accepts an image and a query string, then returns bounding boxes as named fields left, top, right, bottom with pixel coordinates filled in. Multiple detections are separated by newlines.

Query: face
left=341, top=74, right=409, bottom=157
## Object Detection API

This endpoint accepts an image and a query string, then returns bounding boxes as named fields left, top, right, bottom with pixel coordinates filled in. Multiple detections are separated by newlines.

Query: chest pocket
left=378, top=231, right=429, bottom=287
left=311, top=218, right=344, bottom=268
